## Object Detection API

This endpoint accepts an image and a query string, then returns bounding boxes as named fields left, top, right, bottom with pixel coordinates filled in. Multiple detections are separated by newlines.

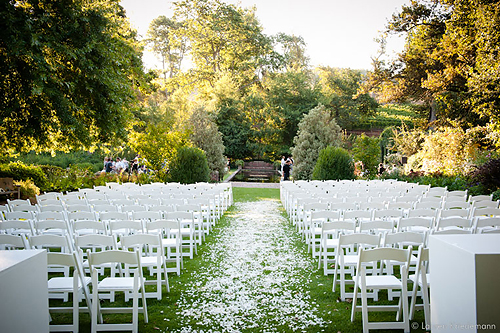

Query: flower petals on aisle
left=173, top=200, right=328, bottom=332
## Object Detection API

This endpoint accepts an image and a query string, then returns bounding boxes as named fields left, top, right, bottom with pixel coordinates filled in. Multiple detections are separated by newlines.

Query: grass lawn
left=50, top=187, right=426, bottom=332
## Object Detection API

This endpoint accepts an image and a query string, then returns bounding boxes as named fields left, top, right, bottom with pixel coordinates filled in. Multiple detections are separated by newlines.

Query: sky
left=120, top=0, right=409, bottom=71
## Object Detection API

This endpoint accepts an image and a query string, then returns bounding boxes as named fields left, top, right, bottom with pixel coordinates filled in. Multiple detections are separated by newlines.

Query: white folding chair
left=165, top=211, right=196, bottom=259
left=334, top=233, right=381, bottom=301
left=0, top=233, right=28, bottom=249
left=47, top=250, right=92, bottom=333
left=350, top=247, right=411, bottom=333
left=146, top=220, right=183, bottom=275
left=88, top=250, right=148, bottom=333
left=121, top=233, right=169, bottom=300
left=409, top=245, right=430, bottom=327
left=318, top=219, right=356, bottom=275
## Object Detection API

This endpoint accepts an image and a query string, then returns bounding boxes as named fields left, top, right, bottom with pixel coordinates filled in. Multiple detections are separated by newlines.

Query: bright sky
left=120, top=0, right=409, bottom=71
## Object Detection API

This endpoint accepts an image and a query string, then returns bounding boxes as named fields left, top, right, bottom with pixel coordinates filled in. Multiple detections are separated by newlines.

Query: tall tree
left=0, top=0, right=144, bottom=152
left=172, top=0, right=275, bottom=91
left=291, top=104, right=342, bottom=180
left=146, top=16, right=188, bottom=83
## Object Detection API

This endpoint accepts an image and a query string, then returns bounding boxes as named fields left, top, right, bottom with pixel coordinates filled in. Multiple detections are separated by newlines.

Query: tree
left=352, top=134, right=381, bottom=174
left=172, top=0, right=275, bottom=90
left=291, top=104, right=342, bottom=180
left=146, top=16, right=188, bottom=83
left=128, top=122, right=189, bottom=180
left=188, top=106, right=226, bottom=179
left=317, top=67, right=379, bottom=129
left=0, top=0, right=144, bottom=152
left=364, top=0, right=498, bottom=129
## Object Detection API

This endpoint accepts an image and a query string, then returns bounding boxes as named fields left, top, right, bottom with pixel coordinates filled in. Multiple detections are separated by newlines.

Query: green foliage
left=234, top=160, right=245, bottom=168
left=291, top=105, right=342, bottom=180
left=0, top=0, right=144, bottom=152
left=129, top=122, right=189, bottom=172
left=352, top=134, right=381, bottom=174
left=14, top=151, right=104, bottom=173
left=215, top=98, right=252, bottom=160
left=470, top=158, right=500, bottom=193
left=189, top=107, right=227, bottom=177
left=0, top=162, right=49, bottom=191
left=356, top=104, right=421, bottom=130
left=317, top=67, right=379, bottom=130
left=312, top=146, right=355, bottom=180
left=168, top=147, right=210, bottom=184
left=13, top=179, right=40, bottom=199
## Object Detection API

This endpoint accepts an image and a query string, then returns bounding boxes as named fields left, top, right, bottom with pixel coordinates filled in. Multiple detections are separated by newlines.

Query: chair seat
left=343, top=254, right=359, bottom=265
left=140, top=256, right=163, bottom=266
left=98, top=277, right=145, bottom=291
left=324, top=238, right=339, bottom=247
left=48, top=276, right=91, bottom=292
left=364, top=275, right=403, bottom=289
left=161, top=238, right=178, bottom=247
left=409, top=273, right=431, bottom=286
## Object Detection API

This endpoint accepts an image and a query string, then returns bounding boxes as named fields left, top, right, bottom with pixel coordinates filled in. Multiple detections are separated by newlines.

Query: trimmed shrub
left=312, top=146, right=355, bottom=180
left=168, top=147, right=210, bottom=184
left=469, top=158, right=500, bottom=192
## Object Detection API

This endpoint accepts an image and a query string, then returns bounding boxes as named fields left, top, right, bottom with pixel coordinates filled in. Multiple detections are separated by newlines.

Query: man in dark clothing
left=283, top=160, right=291, bottom=181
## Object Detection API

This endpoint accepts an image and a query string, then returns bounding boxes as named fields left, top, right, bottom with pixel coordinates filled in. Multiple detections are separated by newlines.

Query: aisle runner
left=174, top=199, right=327, bottom=332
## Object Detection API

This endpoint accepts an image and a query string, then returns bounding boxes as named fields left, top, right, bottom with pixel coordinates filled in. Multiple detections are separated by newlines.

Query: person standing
left=283, top=159, right=291, bottom=181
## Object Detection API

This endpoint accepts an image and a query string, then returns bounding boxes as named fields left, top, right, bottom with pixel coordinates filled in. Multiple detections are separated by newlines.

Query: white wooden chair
left=47, top=250, right=92, bottom=333
left=350, top=247, right=411, bottom=333
left=145, top=219, right=183, bottom=275
left=0, top=233, right=28, bottom=249
left=334, top=233, right=381, bottom=301
left=88, top=249, right=148, bottom=333
left=121, top=233, right=169, bottom=300
left=165, top=211, right=196, bottom=259
left=409, top=245, right=430, bottom=327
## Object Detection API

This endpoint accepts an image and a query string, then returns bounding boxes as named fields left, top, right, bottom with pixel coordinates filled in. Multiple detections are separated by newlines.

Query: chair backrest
left=321, top=220, right=357, bottom=234
left=5, top=211, right=34, bottom=221
left=37, top=198, right=63, bottom=207
left=358, top=247, right=411, bottom=268
left=73, top=220, right=108, bottom=235
left=472, top=200, right=500, bottom=209
left=435, top=217, right=472, bottom=230
left=0, top=219, right=35, bottom=235
left=372, top=209, right=403, bottom=221
left=166, top=211, right=194, bottom=221
left=65, top=204, right=93, bottom=213
left=473, top=217, right=500, bottom=233
left=93, top=204, right=118, bottom=213
left=35, top=219, right=71, bottom=235
left=383, top=231, right=425, bottom=248
left=407, top=208, right=437, bottom=218
left=0, top=234, right=27, bottom=249
left=471, top=207, right=500, bottom=218
left=359, top=220, right=395, bottom=234
left=68, top=211, right=97, bottom=222
left=468, top=194, right=493, bottom=203
left=338, top=232, right=381, bottom=248
left=431, top=229, right=473, bottom=235
left=343, top=209, right=372, bottom=221
left=397, top=217, right=433, bottom=232
left=11, top=204, right=38, bottom=213
left=29, top=234, right=73, bottom=252
left=75, top=234, right=116, bottom=250
left=100, top=211, right=129, bottom=221
left=310, top=210, right=341, bottom=222
left=36, top=211, right=67, bottom=221
left=132, top=211, right=162, bottom=222
left=108, top=220, right=144, bottom=235
left=438, top=208, right=470, bottom=219
left=120, top=205, right=147, bottom=213
left=414, top=201, right=442, bottom=210
left=121, top=233, right=162, bottom=249
left=87, top=249, right=140, bottom=267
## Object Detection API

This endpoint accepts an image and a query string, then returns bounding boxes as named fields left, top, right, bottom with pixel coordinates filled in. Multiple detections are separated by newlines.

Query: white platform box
left=429, top=234, right=500, bottom=332
left=0, top=249, right=49, bottom=333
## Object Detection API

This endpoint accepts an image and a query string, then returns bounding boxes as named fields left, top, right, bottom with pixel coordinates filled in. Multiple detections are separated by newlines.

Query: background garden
left=1, top=0, right=499, bottom=200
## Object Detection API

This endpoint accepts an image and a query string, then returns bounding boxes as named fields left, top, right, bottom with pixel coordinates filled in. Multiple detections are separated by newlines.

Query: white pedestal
left=429, top=234, right=500, bottom=332
left=0, top=249, right=49, bottom=333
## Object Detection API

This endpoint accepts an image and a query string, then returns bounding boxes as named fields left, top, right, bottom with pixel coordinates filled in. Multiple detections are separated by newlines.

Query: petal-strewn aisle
left=172, top=199, right=328, bottom=332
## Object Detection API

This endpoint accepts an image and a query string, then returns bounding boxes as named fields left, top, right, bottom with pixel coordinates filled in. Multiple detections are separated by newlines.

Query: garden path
left=171, top=198, right=328, bottom=332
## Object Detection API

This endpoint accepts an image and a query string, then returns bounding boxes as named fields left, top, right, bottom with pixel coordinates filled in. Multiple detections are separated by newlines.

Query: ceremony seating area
left=0, top=181, right=232, bottom=332
left=281, top=179, right=500, bottom=332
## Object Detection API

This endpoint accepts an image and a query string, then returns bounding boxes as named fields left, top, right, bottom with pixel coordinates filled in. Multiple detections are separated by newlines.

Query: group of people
left=102, top=155, right=144, bottom=175
left=280, top=156, right=294, bottom=181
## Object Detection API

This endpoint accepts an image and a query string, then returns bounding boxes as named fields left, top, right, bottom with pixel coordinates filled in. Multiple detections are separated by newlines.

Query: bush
left=0, top=161, right=49, bottom=191
left=469, top=158, right=500, bottom=192
left=13, top=179, right=40, bottom=199
left=168, top=147, right=210, bottom=184
left=312, top=146, right=355, bottom=180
